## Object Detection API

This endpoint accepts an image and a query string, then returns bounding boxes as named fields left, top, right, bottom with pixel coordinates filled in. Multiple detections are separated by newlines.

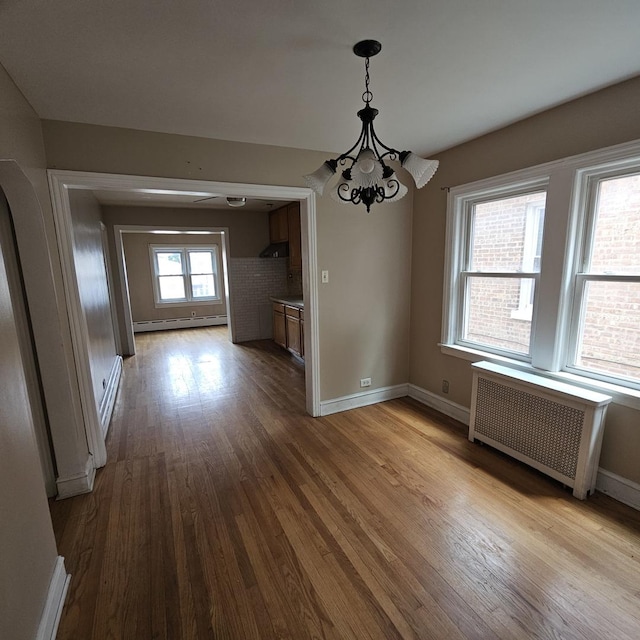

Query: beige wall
left=0, top=65, right=91, bottom=494
left=43, top=121, right=414, bottom=400
left=103, top=204, right=269, bottom=258
left=69, top=190, right=118, bottom=406
left=0, top=64, right=59, bottom=640
left=122, top=231, right=227, bottom=321
left=410, top=75, right=640, bottom=484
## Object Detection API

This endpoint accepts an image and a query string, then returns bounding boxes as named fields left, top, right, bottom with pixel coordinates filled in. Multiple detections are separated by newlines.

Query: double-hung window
left=151, top=245, right=220, bottom=305
left=443, top=140, right=640, bottom=396
left=458, top=187, right=547, bottom=358
left=567, top=170, right=640, bottom=385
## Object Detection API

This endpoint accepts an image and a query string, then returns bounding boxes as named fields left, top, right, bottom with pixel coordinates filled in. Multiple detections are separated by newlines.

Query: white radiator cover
left=469, top=362, right=612, bottom=499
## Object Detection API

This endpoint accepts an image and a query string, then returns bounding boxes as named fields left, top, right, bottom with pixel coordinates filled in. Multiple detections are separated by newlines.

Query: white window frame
left=445, top=176, right=549, bottom=362
left=150, top=244, right=220, bottom=307
left=565, top=166, right=640, bottom=386
left=442, top=138, right=640, bottom=407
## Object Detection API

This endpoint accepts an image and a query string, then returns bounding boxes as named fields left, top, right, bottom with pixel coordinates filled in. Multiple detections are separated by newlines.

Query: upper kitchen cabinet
left=287, top=202, right=301, bottom=271
left=268, top=202, right=302, bottom=271
left=269, top=206, right=288, bottom=243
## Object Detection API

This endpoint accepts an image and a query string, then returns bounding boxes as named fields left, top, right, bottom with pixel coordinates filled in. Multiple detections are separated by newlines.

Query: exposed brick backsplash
left=229, top=257, right=289, bottom=342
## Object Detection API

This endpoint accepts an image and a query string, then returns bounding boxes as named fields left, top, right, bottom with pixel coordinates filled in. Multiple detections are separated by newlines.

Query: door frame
left=48, top=170, right=321, bottom=467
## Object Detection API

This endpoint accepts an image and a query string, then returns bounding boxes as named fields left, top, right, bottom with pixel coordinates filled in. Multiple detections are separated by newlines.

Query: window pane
left=189, top=250, right=214, bottom=274
left=156, top=251, right=183, bottom=275
left=158, top=275, right=185, bottom=300
left=590, top=174, right=640, bottom=275
left=575, top=280, right=640, bottom=382
left=190, top=274, right=216, bottom=298
left=470, top=192, right=546, bottom=272
left=463, top=276, right=534, bottom=354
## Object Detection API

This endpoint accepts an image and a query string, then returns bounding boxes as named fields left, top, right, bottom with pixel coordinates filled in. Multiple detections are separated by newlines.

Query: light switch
left=321, top=270, right=329, bottom=283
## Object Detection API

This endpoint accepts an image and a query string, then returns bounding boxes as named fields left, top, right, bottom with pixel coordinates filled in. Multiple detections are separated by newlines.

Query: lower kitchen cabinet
left=286, top=309, right=302, bottom=357
left=272, top=302, right=304, bottom=360
left=273, top=303, right=286, bottom=348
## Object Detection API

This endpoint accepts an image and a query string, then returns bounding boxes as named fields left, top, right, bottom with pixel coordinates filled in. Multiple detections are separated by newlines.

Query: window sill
left=440, top=343, right=640, bottom=411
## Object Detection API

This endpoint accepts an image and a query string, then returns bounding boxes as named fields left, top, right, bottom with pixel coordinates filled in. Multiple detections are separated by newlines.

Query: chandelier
left=303, top=40, right=439, bottom=213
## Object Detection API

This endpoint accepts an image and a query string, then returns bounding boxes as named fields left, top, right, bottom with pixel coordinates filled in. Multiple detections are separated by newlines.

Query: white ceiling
left=1, top=0, right=640, bottom=157
left=92, top=189, right=283, bottom=211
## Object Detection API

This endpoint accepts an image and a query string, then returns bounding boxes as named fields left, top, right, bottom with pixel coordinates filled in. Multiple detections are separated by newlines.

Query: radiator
left=469, top=362, right=612, bottom=499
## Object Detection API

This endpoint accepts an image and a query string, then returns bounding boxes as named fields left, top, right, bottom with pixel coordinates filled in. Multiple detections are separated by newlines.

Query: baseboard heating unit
left=133, top=315, right=227, bottom=333
left=469, top=361, right=612, bottom=499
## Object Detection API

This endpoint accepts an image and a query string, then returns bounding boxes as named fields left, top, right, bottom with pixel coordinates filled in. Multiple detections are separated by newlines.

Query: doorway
left=48, top=170, right=320, bottom=474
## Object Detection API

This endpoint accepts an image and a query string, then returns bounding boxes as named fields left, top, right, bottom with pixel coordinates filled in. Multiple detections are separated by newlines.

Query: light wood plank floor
left=51, top=327, right=640, bottom=639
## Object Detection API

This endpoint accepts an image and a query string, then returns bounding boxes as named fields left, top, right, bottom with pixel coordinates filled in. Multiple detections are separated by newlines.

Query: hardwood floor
left=50, top=327, right=640, bottom=639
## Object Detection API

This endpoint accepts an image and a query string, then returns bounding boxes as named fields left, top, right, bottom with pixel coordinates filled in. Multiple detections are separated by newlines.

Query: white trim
left=300, top=194, right=321, bottom=417
left=48, top=173, right=107, bottom=467
left=48, top=171, right=321, bottom=429
left=596, top=468, right=640, bottom=511
left=407, top=383, right=471, bottom=425
left=36, top=556, right=70, bottom=640
left=134, top=316, right=228, bottom=332
left=99, top=355, right=122, bottom=436
left=319, top=384, right=409, bottom=416
left=56, top=455, right=95, bottom=499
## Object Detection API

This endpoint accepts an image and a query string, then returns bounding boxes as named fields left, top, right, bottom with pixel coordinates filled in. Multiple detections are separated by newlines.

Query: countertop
left=270, top=295, right=304, bottom=309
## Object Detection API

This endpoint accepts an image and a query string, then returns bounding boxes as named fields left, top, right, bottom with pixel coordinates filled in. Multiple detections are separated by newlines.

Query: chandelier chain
left=362, top=57, right=373, bottom=105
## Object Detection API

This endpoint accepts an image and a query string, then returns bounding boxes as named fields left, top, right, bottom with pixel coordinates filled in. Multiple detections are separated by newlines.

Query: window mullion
left=529, top=167, right=575, bottom=371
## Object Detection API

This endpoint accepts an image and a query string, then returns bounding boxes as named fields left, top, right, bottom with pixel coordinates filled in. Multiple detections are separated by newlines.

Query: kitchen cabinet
left=268, top=203, right=302, bottom=272
left=269, top=207, right=288, bottom=243
left=272, top=301, right=304, bottom=360
left=285, top=306, right=302, bottom=357
left=273, top=303, right=286, bottom=348
left=287, top=202, right=302, bottom=271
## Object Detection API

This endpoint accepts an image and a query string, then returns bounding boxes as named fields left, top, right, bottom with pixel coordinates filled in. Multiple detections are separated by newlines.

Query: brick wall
left=229, top=257, right=288, bottom=342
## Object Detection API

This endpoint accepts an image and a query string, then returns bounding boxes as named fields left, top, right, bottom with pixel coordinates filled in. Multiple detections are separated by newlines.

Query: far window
left=151, top=245, right=219, bottom=305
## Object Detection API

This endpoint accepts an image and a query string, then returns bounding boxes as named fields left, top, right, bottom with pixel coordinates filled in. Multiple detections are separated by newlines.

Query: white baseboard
left=596, top=468, right=640, bottom=511
left=320, top=384, right=409, bottom=416
left=133, top=315, right=227, bottom=332
left=99, top=355, right=122, bottom=437
left=36, top=556, right=70, bottom=640
left=56, top=455, right=95, bottom=499
left=407, top=383, right=471, bottom=425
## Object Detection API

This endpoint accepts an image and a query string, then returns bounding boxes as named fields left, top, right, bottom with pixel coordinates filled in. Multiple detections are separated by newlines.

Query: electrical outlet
left=321, top=270, right=329, bottom=283
left=360, top=377, right=372, bottom=388
left=442, top=379, right=450, bottom=394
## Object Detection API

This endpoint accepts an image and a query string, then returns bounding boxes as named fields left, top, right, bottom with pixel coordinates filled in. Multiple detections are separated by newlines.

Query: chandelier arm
left=368, top=124, right=400, bottom=157
left=336, top=121, right=369, bottom=164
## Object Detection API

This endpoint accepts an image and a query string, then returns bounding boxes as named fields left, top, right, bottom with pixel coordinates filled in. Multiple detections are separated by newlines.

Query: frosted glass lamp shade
left=382, top=173, right=408, bottom=202
left=351, top=148, right=383, bottom=188
left=400, top=153, right=439, bottom=189
left=303, top=161, right=337, bottom=196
